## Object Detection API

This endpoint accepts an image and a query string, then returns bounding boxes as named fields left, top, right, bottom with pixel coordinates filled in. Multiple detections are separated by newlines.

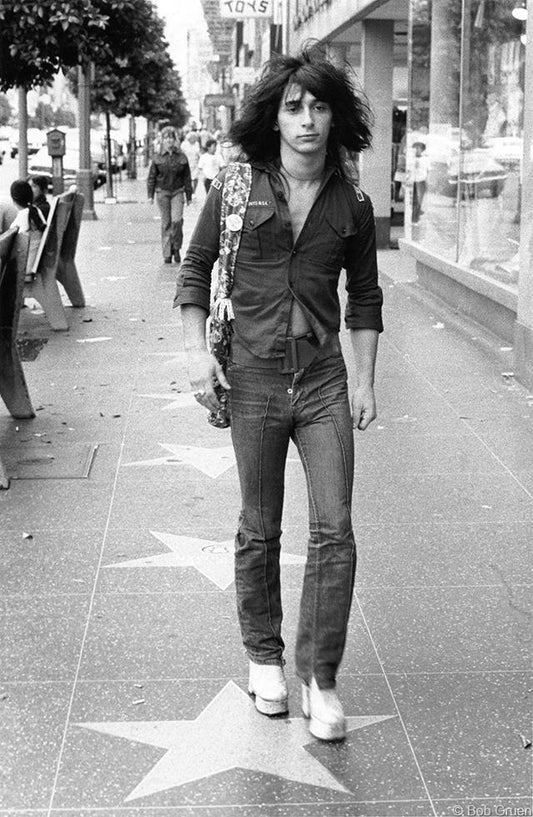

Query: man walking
left=175, top=47, right=383, bottom=741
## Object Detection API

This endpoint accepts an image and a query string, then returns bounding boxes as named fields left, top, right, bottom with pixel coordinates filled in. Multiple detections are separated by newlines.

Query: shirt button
left=287, top=388, right=293, bottom=395
left=277, top=191, right=285, bottom=200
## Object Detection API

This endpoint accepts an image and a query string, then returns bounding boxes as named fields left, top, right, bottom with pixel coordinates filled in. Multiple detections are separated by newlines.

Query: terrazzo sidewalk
left=0, top=174, right=531, bottom=817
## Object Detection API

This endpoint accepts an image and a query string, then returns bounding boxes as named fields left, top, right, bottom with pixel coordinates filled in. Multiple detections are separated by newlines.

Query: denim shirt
left=175, top=162, right=383, bottom=358
left=147, top=148, right=192, bottom=201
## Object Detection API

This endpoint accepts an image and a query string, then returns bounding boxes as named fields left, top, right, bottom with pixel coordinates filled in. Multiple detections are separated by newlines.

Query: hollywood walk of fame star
left=104, top=531, right=306, bottom=589
left=137, top=392, right=197, bottom=411
left=122, top=443, right=236, bottom=479
left=75, top=681, right=395, bottom=803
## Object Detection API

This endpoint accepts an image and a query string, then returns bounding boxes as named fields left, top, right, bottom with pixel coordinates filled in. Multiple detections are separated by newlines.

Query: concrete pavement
left=0, top=171, right=531, bottom=816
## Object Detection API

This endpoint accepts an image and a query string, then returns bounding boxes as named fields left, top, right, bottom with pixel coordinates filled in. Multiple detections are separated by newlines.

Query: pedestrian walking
left=175, top=46, right=383, bottom=742
left=197, top=138, right=224, bottom=193
left=181, top=132, right=201, bottom=196
left=147, top=126, right=192, bottom=264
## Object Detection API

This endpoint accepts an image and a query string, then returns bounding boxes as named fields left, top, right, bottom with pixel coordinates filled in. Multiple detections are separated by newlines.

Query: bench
left=0, top=227, right=34, bottom=488
left=24, top=189, right=86, bottom=331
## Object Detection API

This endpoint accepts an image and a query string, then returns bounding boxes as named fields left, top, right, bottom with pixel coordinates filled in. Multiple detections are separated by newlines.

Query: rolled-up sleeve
left=344, top=195, right=384, bottom=333
left=173, top=179, right=223, bottom=310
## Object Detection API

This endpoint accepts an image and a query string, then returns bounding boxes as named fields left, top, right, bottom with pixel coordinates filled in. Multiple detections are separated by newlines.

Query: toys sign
left=220, top=0, right=272, bottom=17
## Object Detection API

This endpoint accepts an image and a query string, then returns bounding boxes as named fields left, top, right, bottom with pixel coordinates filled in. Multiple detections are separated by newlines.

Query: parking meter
left=47, top=129, right=66, bottom=194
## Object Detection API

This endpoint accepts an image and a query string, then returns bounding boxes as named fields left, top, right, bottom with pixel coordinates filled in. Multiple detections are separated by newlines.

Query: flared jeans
left=155, top=189, right=185, bottom=260
left=227, top=353, right=356, bottom=690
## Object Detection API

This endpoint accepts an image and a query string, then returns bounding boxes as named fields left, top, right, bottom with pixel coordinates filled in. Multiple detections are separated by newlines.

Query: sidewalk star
left=138, top=392, right=197, bottom=411
left=122, top=443, right=236, bottom=478
left=104, top=530, right=306, bottom=589
left=75, top=681, right=395, bottom=803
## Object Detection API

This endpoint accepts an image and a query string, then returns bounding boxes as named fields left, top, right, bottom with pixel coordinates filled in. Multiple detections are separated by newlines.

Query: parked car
left=445, top=149, right=508, bottom=198
left=63, top=128, right=127, bottom=174
left=0, top=127, right=11, bottom=161
left=10, top=127, right=47, bottom=158
left=28, top=145, right=106, bottom=190
left=484, top=136, right=522, bottom=170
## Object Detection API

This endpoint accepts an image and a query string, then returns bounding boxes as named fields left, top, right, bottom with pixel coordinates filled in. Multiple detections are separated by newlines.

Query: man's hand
left=351, top=384, right=377, bottom=431
left=187, top=349, right=231, bottom=413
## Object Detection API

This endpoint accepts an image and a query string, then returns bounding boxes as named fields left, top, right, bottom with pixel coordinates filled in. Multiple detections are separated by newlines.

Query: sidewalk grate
left=2, top=442, right=98, bottom=479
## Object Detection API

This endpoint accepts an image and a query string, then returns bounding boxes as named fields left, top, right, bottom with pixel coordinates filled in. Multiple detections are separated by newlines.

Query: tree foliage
left=0, top=0, right=173, bottom=93
left=0, top=1, right=107, bottom=91
left=69, top=3, right=189, bottom=126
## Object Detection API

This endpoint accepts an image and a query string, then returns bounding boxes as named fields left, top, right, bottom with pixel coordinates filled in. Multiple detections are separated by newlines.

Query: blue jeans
left=227, top=352, right=356, bottom=690
left=155, top=189, right=185, bottom=259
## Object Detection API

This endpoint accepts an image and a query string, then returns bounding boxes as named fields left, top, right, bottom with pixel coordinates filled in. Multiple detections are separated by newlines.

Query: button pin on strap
left=226, top=214, right=243, bottom=231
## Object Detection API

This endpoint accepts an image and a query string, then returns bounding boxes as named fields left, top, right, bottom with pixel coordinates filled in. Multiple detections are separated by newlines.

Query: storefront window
left=405, top=0, right=525, bottom=287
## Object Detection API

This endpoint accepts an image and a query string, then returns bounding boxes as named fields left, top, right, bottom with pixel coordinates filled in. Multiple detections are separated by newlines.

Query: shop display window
left=404, top=0, right=525, bottom=287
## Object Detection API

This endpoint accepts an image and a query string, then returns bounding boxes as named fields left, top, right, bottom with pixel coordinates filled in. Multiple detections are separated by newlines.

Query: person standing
left=175, top=47, right=383, bottom=741
left=409, top=141, right=429, bottom=224
left=147, top=127, right=192, bottom=264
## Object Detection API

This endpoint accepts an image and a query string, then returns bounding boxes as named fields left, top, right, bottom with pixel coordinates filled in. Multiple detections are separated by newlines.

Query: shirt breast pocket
left=323, top=215, right=358, bottom=266
left=240, top=207, right=276, bottom=259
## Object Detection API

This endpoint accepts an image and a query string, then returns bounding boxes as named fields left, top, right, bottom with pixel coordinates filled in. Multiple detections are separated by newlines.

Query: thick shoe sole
left=308, top=716, right=346, bottom=741
left=301, top=685, right=346, bottom=741
left=248, top=689, right=289, bottom=716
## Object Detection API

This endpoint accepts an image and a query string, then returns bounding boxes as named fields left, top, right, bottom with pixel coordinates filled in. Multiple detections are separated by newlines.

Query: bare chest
left=285, top=182, right=321, bottom=242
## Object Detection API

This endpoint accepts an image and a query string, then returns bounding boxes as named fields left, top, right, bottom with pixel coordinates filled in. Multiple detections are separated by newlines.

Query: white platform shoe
left=302, top=677, right=346, bottom=741
left=248, top=661, right=289, bottom=715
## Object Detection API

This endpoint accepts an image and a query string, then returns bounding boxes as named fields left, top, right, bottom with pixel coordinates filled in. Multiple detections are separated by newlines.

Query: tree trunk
left=76, top=63, right=96, bottom=219
left=104, top=109, right=115, bottom=200
left=18, top=88, right=28, bottom=178
left=128, top=115, right=137, bottom=179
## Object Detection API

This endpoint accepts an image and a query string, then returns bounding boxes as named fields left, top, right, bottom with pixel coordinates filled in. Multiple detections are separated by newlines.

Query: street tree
left=69, top=4, right=188, bottom=181
left=0, top=0, right=163, bottom=174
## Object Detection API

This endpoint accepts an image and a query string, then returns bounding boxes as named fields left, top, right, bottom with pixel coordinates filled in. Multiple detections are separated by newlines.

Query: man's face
left=276, top=84, right=332, bottom=157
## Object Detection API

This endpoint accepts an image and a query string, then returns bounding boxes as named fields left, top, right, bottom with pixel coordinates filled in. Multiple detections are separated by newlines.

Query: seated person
left=29, top=175, right=51, bottom=221
left=10, top=180, right=47, bottom=233
left=10, top=180, right=47, bottom=273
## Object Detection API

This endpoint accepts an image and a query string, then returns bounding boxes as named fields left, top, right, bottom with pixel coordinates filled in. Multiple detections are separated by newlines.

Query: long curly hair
left=229, top=44, right=373, bottom=173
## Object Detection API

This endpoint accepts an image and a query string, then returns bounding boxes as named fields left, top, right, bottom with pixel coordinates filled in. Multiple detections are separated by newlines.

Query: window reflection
left=405, top=0, right=524, bottom=286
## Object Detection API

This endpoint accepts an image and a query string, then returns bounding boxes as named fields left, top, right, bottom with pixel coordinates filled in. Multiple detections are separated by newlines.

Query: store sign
left=220, top=0, right=272, bottom=18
